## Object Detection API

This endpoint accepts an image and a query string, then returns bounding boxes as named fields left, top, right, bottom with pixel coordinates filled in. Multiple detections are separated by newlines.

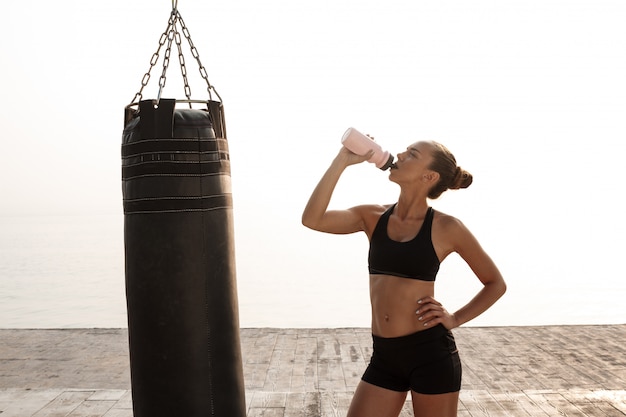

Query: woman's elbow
left=495, top=277, right=507, bottom=298
left=301, top=213, right=318, bottom=230
left=484, top=274, right=506, bottom=300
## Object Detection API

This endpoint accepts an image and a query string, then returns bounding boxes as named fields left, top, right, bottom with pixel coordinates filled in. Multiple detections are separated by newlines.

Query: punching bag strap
left=208, top=101, right=227, bottom=140
left=139, top=99, right=176, bottom=140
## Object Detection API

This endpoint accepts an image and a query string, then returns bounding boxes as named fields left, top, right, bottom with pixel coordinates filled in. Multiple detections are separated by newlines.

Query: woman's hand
left=415, top=296, right=459, bottom=330
left=334, top=146, right=373, bottom=167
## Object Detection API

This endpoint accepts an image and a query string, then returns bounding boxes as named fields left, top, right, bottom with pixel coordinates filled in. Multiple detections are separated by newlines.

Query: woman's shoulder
left=351, top=203, right=394, bottom=214
left=431, top=209, right=468, bottom=233
left=431, top=209, right=478, bottom=255
left=350, top=204, right=394, bottom=236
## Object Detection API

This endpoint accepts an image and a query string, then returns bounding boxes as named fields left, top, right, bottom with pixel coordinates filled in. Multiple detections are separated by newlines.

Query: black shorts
left=362, top=324, right=462, bottom=394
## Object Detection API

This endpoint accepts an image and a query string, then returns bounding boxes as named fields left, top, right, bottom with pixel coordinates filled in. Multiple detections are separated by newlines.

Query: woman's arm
left=301, top=147, right=372, bottom=234
left=418, top=217, right=506, bottom=329
left=450, top=218, right=506, bottom=327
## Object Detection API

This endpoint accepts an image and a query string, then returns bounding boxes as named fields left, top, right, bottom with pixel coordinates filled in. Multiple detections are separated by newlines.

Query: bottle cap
left=378, top=154, right=395, bottom=171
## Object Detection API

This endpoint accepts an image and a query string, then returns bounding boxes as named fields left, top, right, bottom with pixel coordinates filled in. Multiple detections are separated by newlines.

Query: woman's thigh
left=410, top=390, right=459, bottom=417
left=347, top=380, right=408, bottom=417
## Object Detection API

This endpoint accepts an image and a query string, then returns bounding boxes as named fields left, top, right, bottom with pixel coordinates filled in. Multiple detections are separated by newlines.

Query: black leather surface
left=122, top=99, right=246, bottom=417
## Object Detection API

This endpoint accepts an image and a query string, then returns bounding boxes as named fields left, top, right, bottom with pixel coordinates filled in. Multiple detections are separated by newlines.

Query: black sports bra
left=368, top=204, right=440, bottom=281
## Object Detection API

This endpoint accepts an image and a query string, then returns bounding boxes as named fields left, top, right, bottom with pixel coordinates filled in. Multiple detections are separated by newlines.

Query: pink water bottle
left=341, top=127, right=394, bottom=170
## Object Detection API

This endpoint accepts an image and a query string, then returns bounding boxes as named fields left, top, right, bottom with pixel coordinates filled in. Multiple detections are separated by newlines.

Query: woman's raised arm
left=302, top=147, right=372, bottom=234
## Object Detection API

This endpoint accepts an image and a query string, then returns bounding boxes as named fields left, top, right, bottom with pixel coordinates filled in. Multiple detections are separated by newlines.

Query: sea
left=1, top=213, right=624, bottom=329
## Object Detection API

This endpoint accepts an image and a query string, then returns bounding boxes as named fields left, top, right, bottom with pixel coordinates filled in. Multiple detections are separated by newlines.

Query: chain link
left=174, top=28, right=193, bottom=107
left=156, top=12, right=177, bottom=102
left=130, top=7, right=220, bottom=105
left=130, top=19, right=175, bottom=104
left=177, top=12, right=221, bottom=102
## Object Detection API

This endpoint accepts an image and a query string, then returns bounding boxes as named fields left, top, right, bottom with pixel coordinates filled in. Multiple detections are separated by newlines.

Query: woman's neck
left=394, top=192, right=430, bottom=221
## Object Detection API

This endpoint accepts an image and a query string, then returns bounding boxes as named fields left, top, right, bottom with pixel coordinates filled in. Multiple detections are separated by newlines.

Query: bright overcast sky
left=1, top=0, right=625, bottom=327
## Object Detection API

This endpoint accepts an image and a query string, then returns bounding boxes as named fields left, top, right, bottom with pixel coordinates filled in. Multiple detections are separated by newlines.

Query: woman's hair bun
left=451, top=167, right=473, bottom=190
left=427, top=141, right=473, bottom=199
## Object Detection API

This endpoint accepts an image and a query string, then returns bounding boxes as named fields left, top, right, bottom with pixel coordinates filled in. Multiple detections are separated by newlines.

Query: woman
left=302, top=140, right=506, bottom=417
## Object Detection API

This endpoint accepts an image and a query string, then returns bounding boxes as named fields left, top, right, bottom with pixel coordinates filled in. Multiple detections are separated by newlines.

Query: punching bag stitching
left=123, top=194, right=232, bottom=214
left=124, top=157, right=224, bottom=162
left=123, top=150, right=222, bottom=156
left=122, top=138, right=219, bottom=144
left=126, top=195, right=231, bottom=202
left=124, top=208, right=228, bottom=215
left=122, top=173, right=227, bottom=180
left=125, top=159, right=221, bottom=168
left=198, top=125, right=216, bottom=416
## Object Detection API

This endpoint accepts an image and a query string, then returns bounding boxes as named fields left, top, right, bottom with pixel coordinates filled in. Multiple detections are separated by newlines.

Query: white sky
left=1, top=0, right=625, bottom=327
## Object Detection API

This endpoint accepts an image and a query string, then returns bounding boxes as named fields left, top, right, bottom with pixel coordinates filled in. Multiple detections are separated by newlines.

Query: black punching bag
left=121, top=98, right=246, bottom=417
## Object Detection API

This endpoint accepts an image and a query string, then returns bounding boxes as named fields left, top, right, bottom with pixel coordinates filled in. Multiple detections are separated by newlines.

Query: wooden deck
left=1, top=325, right=625, bottom=416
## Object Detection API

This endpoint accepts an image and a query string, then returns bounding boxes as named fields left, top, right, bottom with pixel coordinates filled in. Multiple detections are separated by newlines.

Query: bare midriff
left=369, top=274, right=435, bottom=338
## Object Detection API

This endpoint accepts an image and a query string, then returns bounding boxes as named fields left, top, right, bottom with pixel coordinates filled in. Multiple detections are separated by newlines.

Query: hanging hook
left=172, top=0, right=178, bottom=11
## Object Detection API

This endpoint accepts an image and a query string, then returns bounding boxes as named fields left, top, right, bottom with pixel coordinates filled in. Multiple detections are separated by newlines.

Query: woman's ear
left=423, top=171, right=440, bottom=184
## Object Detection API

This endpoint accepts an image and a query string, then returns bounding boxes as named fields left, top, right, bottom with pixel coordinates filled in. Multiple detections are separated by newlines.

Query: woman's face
left=389, top=141, right=438, bottom=186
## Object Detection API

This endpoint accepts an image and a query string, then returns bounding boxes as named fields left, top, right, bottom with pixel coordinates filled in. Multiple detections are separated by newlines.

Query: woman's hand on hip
left=415, top=296, right=459, bottom=330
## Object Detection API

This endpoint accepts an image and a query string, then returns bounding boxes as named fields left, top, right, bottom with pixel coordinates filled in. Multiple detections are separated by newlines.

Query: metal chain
left=177, top=11, right=222, bottom=102
left=156, top=11, right=177, bottom=103
left=130, top=17, right=176, bottom=104
left=174, top=27, right=193, bottom=107
left=129, top=6, right=221, bottom=105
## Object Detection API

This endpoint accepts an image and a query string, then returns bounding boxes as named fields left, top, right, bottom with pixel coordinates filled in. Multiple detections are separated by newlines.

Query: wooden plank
left=284, top=392, right=320, bottom=417
left=537, top=391, right=588, bottom=417
left=523, top=390, right=564, bottom=416
left=263, top=340, right=296, bottom=391
left=8, top=389, right=626, bottom=417
left=249, top=392, right=287, bottom=409
left=107, top=390, right=132, bottom=410
left=567, top=390, right=625, bottom=417
left=101, top=410, right=132, bottom=417
left=316, top=332, right=347, bottom=392
left=64, top=399, right=115, bottom=417
left=0, top=389, right=63, bottom=417
left=318, top=391, right=348, bottom=417
left=335, top=331, right=366, bottom=391
left=32, top=390, right=94, bottom=417
left=461, top=389, right=509, bottom=417
left=247, top=407, right=285, bottom=417
left=489, top=391, right=537, bottom=417
left=293, top=336, right=319, bottom=392
left=398, top=399, right=414, bottom=417
left=86, top=390, right=126, bottom=402
left=2, top=326, right=626, bottom=416
left=583, top=390, right=626, bottom=414
left=509, top=391, right=551, bottom=416
left=459, top=390, right=495, bottom=417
